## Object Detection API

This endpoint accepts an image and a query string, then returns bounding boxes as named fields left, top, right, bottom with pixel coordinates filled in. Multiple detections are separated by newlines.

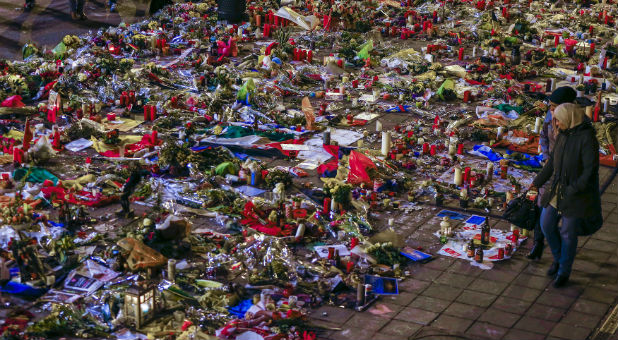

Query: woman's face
left=553, top=117, right=567, bottom=131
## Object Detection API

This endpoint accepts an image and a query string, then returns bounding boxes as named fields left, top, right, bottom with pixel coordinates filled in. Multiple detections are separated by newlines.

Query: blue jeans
left=69, top=0, right=84, bottom=13
left=540, top=205, right=579, bottom=277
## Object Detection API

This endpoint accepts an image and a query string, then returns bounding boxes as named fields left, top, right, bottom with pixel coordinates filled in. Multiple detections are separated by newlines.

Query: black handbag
left=503, top=195, right=538, bottom=230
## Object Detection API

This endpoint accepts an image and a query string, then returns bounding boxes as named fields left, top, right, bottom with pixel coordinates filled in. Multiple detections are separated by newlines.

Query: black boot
left=526, top=242, right=544, bottom=260
left=547, top=262, right=559, bottom=277
left=553, top=274, right=569, bottom=288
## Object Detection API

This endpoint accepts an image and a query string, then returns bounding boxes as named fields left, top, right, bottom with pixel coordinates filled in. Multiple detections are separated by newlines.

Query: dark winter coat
left=532, top=118, right=601, bottom=219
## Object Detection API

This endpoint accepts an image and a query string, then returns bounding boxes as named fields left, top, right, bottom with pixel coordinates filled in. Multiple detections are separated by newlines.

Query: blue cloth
left=540, top=205, right=579, bottom=277
left=505, top=150, right=543, bottom=169
left=539, top=110, right=553, bottom=161
left=227, top=299, right=253, bottom=318
left=471, top=145, right=502, bottom=162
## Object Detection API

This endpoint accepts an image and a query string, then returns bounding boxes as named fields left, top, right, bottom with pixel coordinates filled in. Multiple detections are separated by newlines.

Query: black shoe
left=547, top=262, right=559, bottom=277
left=553, top=274, right=569, bottom=288
left=526, top=242, right=544, bottom=260
left=24, top=2, right=34, bottom=10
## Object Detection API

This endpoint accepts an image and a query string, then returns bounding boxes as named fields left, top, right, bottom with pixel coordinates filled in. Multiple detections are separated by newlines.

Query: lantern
left=124, top=284, right=157, bottom=329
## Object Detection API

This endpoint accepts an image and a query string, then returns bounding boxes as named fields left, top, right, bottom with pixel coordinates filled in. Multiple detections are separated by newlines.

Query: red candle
left=150, top=105, right=156, bottom=121
left=13, top=148, right=23, bottom=164
left=464, top=167, right=471, bottom=183
left=307, top=50, right=313, bottom=63
left=151, top=130, right=158, bottom=144
left=323, top=197, right=331, bottom=214
left=274, top=16, right=279, bottom=26
left=430, top=145, right=437, bottom=156
left=463, top=90, right=471, bottom=103
left=350, top=237, right=358, bottom=249
left=144, top=105, right=150, bottom=121
left=293, top=48, right=299, bottom=61
left=337, top=59, right=343, bottom=68
left=554, top=35, right=559, bottom=47
left=457, top=143, right=464, bottom=155
left=458, top=47, right=464, bottom=61
left=422, top=142, right=430, bottom=154
left=590, top=42, right=595, bottom=56
left=346, top=261, right=354, bottom=273
left=594, top=105, right=600, bottom=122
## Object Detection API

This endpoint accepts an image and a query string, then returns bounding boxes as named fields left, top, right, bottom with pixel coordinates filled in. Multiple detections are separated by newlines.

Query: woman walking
left=530, top=102, right=602, bottom=288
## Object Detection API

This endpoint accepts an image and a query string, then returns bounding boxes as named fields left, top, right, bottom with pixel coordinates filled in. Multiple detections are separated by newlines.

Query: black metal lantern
left=124, top=284, right=157, bottom=329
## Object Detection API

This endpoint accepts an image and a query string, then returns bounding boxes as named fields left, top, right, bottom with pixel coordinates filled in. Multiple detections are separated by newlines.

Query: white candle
left=339, top=83, right=345, bottom=95
left=448, top=143, right=456, bottom=156
left=388, top=218, right=394, bottom=227
left=534, top=117, right=542, bottom=134
left=417, top=137, right=424, bottom=145
left=603, top=97, right=610, bottom=113
left=472, top=46, right=477, bottom=57
left=550, top=78, right=556, bottom=91
left=381, top=132, right=391, bottom=156
left=486, top=162, right=494, bottom=181
left=295, top=223, right=305, bottom=239
left=454, top=167, right=463, bottom=186
left=376, top=120, right=383, bottom=132
left=497, top=126, right=504, bottom=139
left=607, top=59, right=612, bottom=69
left=331, top=197, right=337, bottom=211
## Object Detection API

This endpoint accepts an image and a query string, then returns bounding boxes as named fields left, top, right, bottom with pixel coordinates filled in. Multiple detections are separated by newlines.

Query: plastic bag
left=347, top=151, right=377, bottom=185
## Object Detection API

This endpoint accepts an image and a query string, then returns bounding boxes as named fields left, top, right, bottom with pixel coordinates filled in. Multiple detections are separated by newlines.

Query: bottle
left=481, top=219, right=490, bottom=245
left=475, top=247, right=484, bottom=263
left=511, top=46, right=521, bottom=65
left=334, top=249, right=341, bottom=268
left=467, top=239, right=475, bottom=258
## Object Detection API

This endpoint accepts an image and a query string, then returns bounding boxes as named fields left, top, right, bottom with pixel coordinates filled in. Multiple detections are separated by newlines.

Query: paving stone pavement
left=309, top=167, right=618, bottom=340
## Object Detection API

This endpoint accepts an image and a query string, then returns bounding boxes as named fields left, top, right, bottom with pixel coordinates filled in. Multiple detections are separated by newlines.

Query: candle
left=331, top=196, right=337, bottom=212
left=603, top=97, right=609, bottom=113
left=323, top=130, right=331, bottom=145
left=534, top=117, right=542, bottom=134
left=376, top=120, right=383, bottom=132
left=295, top=223, right=305, bottom=240
left=381, top=132, right=391, bottom=156
left=472, top=46, right=477, bottom=57
left=456, top=143, right=464, bottom=155
left=590, top=42, right=596, bottom=56
left=486, top=162, right=494, bottom=181
left=458, top=47, right=464, bottom=61
left=463, top=167, right=471, bottom=183
left=497, top=126, right=504, bottom=139
left=144, top=105, right=150, bottom=121
left=430, top=144, right=437, bottom=156
left=463, top=90, right=471, bottom=103
left=448, top=143, right=456, bottom=156
left=554, top=35, right=560, bottom=47
left=454, top=167, right=463, bottom=186
left=422, top=142, right=430, bottom=154
left=323, top=197, right=331, bottom=214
